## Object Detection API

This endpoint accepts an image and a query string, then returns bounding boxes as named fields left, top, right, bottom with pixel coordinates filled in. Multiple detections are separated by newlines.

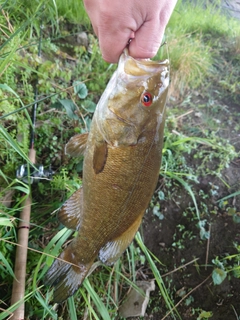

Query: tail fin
left=45, top=243, right=93, bottom=303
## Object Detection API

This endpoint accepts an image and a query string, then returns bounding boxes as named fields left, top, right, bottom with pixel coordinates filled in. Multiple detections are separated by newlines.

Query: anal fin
left=65, top=132, right=88, bottom=157
left=58, top=187, right=83, bottom=230
left=99, top=215, right=142, bottom=265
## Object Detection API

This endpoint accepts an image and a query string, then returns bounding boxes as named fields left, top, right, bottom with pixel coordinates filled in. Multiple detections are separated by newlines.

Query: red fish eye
left=141, top=92, right=152, bottom=107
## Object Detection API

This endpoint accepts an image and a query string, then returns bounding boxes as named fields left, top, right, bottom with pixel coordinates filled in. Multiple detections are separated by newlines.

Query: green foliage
left=169, top=0, right=240, bottom=39
left=56, top=0, right=90, bottom=25
left=197, top=310, right=213, bottom=320
left=161, top=0, right=240, bottom=95
left=212, top=268, right=227, bottom=285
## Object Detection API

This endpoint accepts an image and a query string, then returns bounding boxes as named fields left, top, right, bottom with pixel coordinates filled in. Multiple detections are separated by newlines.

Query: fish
left=44, top=49, right=169, bottom=303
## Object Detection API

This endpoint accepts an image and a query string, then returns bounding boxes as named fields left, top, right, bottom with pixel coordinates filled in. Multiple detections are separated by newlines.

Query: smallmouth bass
left=45, top=49, right=169, bottom=302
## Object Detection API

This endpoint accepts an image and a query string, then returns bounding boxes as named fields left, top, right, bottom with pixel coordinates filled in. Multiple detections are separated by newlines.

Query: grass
left=0, top=0, right=240, bottom=319
left=162, top=0, right=240, bottom=96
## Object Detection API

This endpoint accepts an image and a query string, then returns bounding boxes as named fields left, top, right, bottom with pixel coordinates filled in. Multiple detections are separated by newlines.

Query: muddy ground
left=140, top=84, right=240, bottom=319
left=138, top=4, right=240, bottom=317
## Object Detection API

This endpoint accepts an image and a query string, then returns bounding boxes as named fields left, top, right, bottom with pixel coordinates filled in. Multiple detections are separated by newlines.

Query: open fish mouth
left=119, top=48, right=169, bottom=78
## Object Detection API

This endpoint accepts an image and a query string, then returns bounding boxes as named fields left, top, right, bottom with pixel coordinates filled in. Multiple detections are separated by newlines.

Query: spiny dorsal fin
left=93, top=141, right=108, bottom=174
left=65, top=132, right=88, bottom=157
left=58, top=187, right=83, bottom=230
left=99, top=215, right=142, bottom=265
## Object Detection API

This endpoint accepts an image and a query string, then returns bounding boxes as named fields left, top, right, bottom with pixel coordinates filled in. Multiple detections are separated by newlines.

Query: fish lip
left=119, top=48, right=169, bottom=74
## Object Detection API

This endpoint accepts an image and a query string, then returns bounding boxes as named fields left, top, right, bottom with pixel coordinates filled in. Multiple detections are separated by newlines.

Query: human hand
left=83, top=0, right=177, bottom=63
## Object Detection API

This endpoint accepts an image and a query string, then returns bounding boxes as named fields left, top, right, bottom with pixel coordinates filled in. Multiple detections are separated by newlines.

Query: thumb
left=129, top=18, right=163, bottom=59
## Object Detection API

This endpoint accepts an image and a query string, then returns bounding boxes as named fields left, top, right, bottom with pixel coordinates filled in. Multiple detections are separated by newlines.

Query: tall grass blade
left=68, top=296, right=78, bottom=320
left=0, top=251, right=15, bottom=278
left=0, top=217, right=14, bottom=227
left=35, top=290, right=58, bottom=320
left=0, top=290, right=36, bottom=320
left=0, top=125, right=30, bottom=166
left=0, top=93, right=57, bottom=120
left=164, top=171, right=200, bottom=220
left=79, top=287, right=100, bottom=319
left=135, top=232, right=180, bottom=319
left=83, top=278, right=111, bottom=320
left=217, top=190, right=240, bottom=202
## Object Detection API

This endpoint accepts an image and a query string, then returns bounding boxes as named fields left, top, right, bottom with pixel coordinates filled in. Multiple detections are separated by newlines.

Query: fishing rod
left=10, top=25, right=53, bottom=319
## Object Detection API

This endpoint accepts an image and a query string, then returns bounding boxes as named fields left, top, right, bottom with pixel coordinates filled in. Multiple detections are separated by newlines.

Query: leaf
left=212, top=268, right=227, bottom=285
left=199, top=227, right=210, bottom=240
left=73, top=81, right=88, bottom=99
left=158, top=190, right=165, bottom=200
left=81, top=100, right=96, bottom=113
left=153, top=206, right=164, bottom=220
left=233, top=213, right=240, bottom=224
left=0, top=252, right=15, bottom=278
left=198, top=220, right=210, bottom=240
left=12, top=185, right=30, bottom=194
left=0, top=217, right=13, bottom=227
left=57, top=99, right=79, bottom=120
left=197, top=310, right=213, bottom=319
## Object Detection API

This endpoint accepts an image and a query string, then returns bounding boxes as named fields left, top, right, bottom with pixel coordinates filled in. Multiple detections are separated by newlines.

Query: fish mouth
left=108, top=49, right=169, bottom=127
left=119, top=48, right=169, bottom=77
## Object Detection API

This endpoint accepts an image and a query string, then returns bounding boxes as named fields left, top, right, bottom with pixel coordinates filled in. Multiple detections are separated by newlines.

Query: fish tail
left=45, top=242, right=93, bottom=303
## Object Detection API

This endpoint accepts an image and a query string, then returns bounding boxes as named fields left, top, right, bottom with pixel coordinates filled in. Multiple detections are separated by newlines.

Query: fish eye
left=141, top=92, right=153, bottom=107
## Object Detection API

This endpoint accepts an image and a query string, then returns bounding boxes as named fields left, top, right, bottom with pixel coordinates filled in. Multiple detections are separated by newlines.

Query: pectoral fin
left=58, top=187, right=83, bottom=230
left=93, top=141, right=108, bottom=174
left=99, top=216, right=142, bottom=265
left=65, top=132, right=88, bottom=157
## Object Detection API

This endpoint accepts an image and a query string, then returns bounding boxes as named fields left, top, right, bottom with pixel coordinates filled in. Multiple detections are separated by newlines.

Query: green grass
left=56, top=0, right=90, bottom=25
left=0, top=0, right=240, bottom=318
left=161, top=0, right=240, bottom=95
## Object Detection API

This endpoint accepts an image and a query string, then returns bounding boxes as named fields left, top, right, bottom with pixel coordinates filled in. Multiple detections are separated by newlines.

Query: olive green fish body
left=83, top=114, right=165, bottom=244
left=45, top=50, right=169, bottom=302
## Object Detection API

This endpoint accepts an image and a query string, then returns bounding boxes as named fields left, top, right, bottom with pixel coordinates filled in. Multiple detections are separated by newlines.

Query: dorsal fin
left=58, top=187, right=83, bottom=230
left=99, top=215, right=142, bottom=265
left=65, top=133, right=89, bottom=157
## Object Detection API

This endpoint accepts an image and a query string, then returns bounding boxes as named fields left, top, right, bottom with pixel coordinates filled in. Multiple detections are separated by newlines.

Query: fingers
left=83, top=0, right=177, bottom=63
left=128, top=4, right=176, bottom=60
left=98, top=28, right=135, bottom=63
left=129, top=19, right=163, bottom=59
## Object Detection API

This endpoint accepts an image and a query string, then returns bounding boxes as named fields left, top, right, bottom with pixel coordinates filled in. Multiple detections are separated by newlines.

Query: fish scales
left=83, top=119, right=164, bottom=240
left=45, top=49, right=169, bottom=302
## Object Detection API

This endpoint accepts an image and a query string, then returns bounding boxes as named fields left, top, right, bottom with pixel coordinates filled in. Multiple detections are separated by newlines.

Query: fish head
left=95, top=49, right=169, bottom=146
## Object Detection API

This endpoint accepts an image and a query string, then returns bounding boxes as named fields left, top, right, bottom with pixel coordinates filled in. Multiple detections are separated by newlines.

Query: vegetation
left=0, top=0, right=240, bottom=319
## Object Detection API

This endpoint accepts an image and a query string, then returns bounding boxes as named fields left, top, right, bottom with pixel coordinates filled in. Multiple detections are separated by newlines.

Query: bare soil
left=141, top=85, right=240, bottom=319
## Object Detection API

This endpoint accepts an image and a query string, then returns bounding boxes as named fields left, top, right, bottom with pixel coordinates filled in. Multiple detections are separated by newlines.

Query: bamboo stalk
left=11, top=149, right=36, bottom=319
left=10, top=24, right=42, bottom=319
